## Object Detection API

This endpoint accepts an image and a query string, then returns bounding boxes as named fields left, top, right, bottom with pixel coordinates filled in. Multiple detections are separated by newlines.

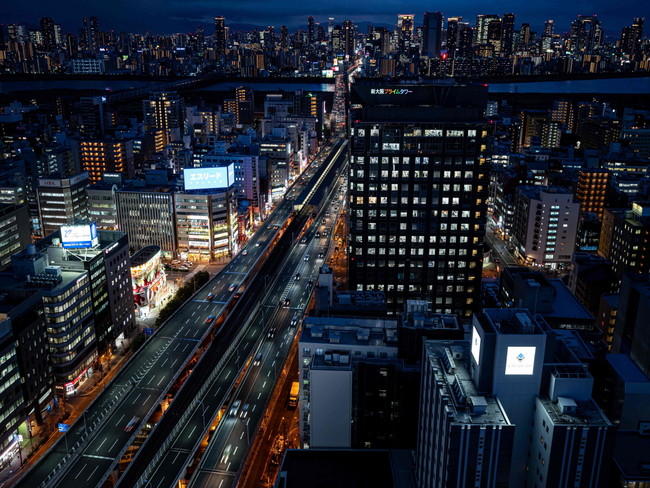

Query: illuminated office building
left=576, top=169, right=610, bottom=220
left=214, top=16, right=226, bottom=55
left=349, top=81, right=489, bottom=317
left=36, top=172, right=89, bottom=237
left=115, top=175, right=177, bottom=257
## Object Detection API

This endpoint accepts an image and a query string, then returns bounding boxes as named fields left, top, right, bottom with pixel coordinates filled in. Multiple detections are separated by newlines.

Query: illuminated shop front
left=131, top=245, right=166, bottom=313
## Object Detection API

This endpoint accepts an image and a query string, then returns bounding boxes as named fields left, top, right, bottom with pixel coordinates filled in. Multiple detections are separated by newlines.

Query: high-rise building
left=570, top=15, right=603, bottom=53
left=78, top=96, right=107, bottom=137
left=445, top=17, right=462, bottom=58
left=576, top=168, right=610, bottom=220
left=612, top=273, right=650, bottom=369
left=544, top=19, right=555, bottom=36
left=75, top=138, right=135, bottom=183
left=82, top=16, right=99, bottom=53
left=511, top=186, right=579, bottom=268
left=620, top=18, right=644, bottom=56
left=422, top=12, right=443, bottom=57
left=0, top=204, right=31, bottom=269
left=36, top=172, right=89, bottom=237
left=143, top=91, right=185, bottom=132
left=214, top=16, right=226, bottom=55
left=175, top=179, right=238, bottom=261
left=456, top=22, right=473, bottom=57
left=598, top=203, right=650, bottom=283
left=417, top=340, right=515, bottom=488
left=349, top=81, right=489, bottom=317
left=501, top=13, right=515, bottom=56
left=342, top=20, right=355, bottom=56
left=396, top=14, right=414, bottom=51
left=115, top=174, right=177, bottom=256
left=39, top=17, right=56, bottom=51
left=307, top=16, right=315, bottom=46
left=475, top=14, right=500, bottom=45
left=0, top=318, right=23, bottom=461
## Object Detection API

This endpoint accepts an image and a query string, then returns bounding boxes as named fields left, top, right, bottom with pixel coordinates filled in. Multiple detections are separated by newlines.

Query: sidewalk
left=0, top=344, right=133, bottom=487
left=0, top=260, right=230, bottom=486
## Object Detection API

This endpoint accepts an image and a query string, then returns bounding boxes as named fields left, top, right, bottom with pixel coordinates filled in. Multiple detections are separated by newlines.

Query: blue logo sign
left=58, top=423, right=70, bottom=432
left=517, top=353, right=525, bottom=362
left=144, top=328, right=154, bottom=336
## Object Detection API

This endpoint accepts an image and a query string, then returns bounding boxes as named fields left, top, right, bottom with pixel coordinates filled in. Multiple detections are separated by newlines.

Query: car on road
left=220, top=444, right=232, bottom=464
left=242, top=249, right=249, bottom=256
left=205, top=315, right=216, bottom=324
left=294, top=273, right=300, bottom=281
left=318, top=251, right=324, bottom=259
left=229, top=400, right=241, bottom=417
left=267, top=327, right=276, bottom=338
left=283, top=298, right=291, bottom=307
left=124, top=416, right=140, bottom=432
left=228, top=284, right=236, bottom=292
left=300, top=237, right=308, bottom=243
left=206, top=293, right=214, bottom=301
left=291, top=314, right=300, bottom=327
left=240, top=403, right=250, bottom=418
left=315, top=231, right=320, bottom=238
left=304, top=255, right=310, bottom=261
left=253, top=352, right=262, bottom=366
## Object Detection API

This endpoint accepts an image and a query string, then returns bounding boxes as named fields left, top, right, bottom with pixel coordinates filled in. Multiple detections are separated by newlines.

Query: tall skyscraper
left=422, top=11, right=443, bottom=57
left=39, top=17, right=56, bottom=51
left=214, top=15, right=226, bottom=55
left=307, top=16, right=315, bottom=46
left=396, top=14, right=415, bottom=51
left=83, top=16, right=99, bottom=53
left=570, top=15, right=603, bottom=53
left=544, top=19, right=555, bottom=36
left=620, top=17, right=644, bottom=56
left=501, top=13, right=515, bottom=56
left=342, top=20, right=355, bottom=56
left=349, top=82, right=489, bottom=317
left=475, top=14, right=500, bottom=45
left=446, top=17, right=462, bottom=58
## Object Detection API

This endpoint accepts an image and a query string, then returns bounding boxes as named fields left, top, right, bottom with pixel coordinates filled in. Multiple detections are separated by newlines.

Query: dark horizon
left=1, top=1, right=648, bottom=36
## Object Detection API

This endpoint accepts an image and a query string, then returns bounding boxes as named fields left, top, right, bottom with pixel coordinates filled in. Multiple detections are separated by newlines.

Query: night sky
left=1, top=0, right=649, bottom=35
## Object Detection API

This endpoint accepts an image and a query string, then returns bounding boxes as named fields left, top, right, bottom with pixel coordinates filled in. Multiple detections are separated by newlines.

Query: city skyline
left=1, top=1, right=649, bottom=35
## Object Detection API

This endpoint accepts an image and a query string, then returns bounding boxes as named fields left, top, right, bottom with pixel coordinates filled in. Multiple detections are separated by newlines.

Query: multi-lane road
left=15, top=139, right=347, bottom=488
left=116, top=141, right=348, bottom=488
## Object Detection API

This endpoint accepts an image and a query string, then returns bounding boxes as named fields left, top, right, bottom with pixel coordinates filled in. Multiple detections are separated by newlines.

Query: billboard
left=184, top=164, right=235, bottom=191
left=471, top=326, right=481, bottom=365
left=61, top=223, right=98, bottom=249
left=504, top=346, right=536, bottom=376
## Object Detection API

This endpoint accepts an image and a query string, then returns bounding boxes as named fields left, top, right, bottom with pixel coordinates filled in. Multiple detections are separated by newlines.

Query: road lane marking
left=144, top=394, right=152, bottom=404
left=240, top=431, right=244, bottom=440
left=233, top=446, right=238, bottom=456
left=172, top=451, right=181, bottom=464
left=132, top=393, right=141, bottom=405
left=108, top=438, right=119, bottom=452
left=116, top=414, right=126, bottom=426
left=188, top=425, right=196, bottom=438
left=74, top=463, right=87, bottom=479
left=257, top=392, right=261, bottom=400
left=157, top=375, right=165, bottom=386
left=262, top=381, right=266, bottom=388
left=87, top=465, right=99, bottom=481
left=173, top=343, right=180, bottom=351
left=96, top=436, right=107, bottom=451
left=252, top=404, right=257, bottom=412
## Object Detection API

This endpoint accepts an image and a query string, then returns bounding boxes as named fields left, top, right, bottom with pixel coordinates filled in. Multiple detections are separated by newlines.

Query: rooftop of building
left=424, top=340, right=512, bottom=426
left=613, top=431, right=650, bottom=482
left=538, top=396, right=611, bottom=427
left=517, top=185, right=573, bottom=199
left=544, top=279, right=595, bottom=321
left=607, top=354, right=650, bottom=384
left=302, top=316, right=398, bottom=348
left=481, top=308, right=546, bottom=335
left=401, top=302, right=461, bottom=331
left=131, top=245, right=161, bottom=267
left=276, top=449, right=416, bottom=488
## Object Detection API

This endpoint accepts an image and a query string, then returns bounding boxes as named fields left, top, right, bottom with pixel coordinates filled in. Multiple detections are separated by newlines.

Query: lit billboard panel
left=471, top=326, right=481, bottom=365
left=183, top=164, right=235, bottom=191
left=504, top=346, right=536, bottom=376
left=61, top=223, right=98, bottom=249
